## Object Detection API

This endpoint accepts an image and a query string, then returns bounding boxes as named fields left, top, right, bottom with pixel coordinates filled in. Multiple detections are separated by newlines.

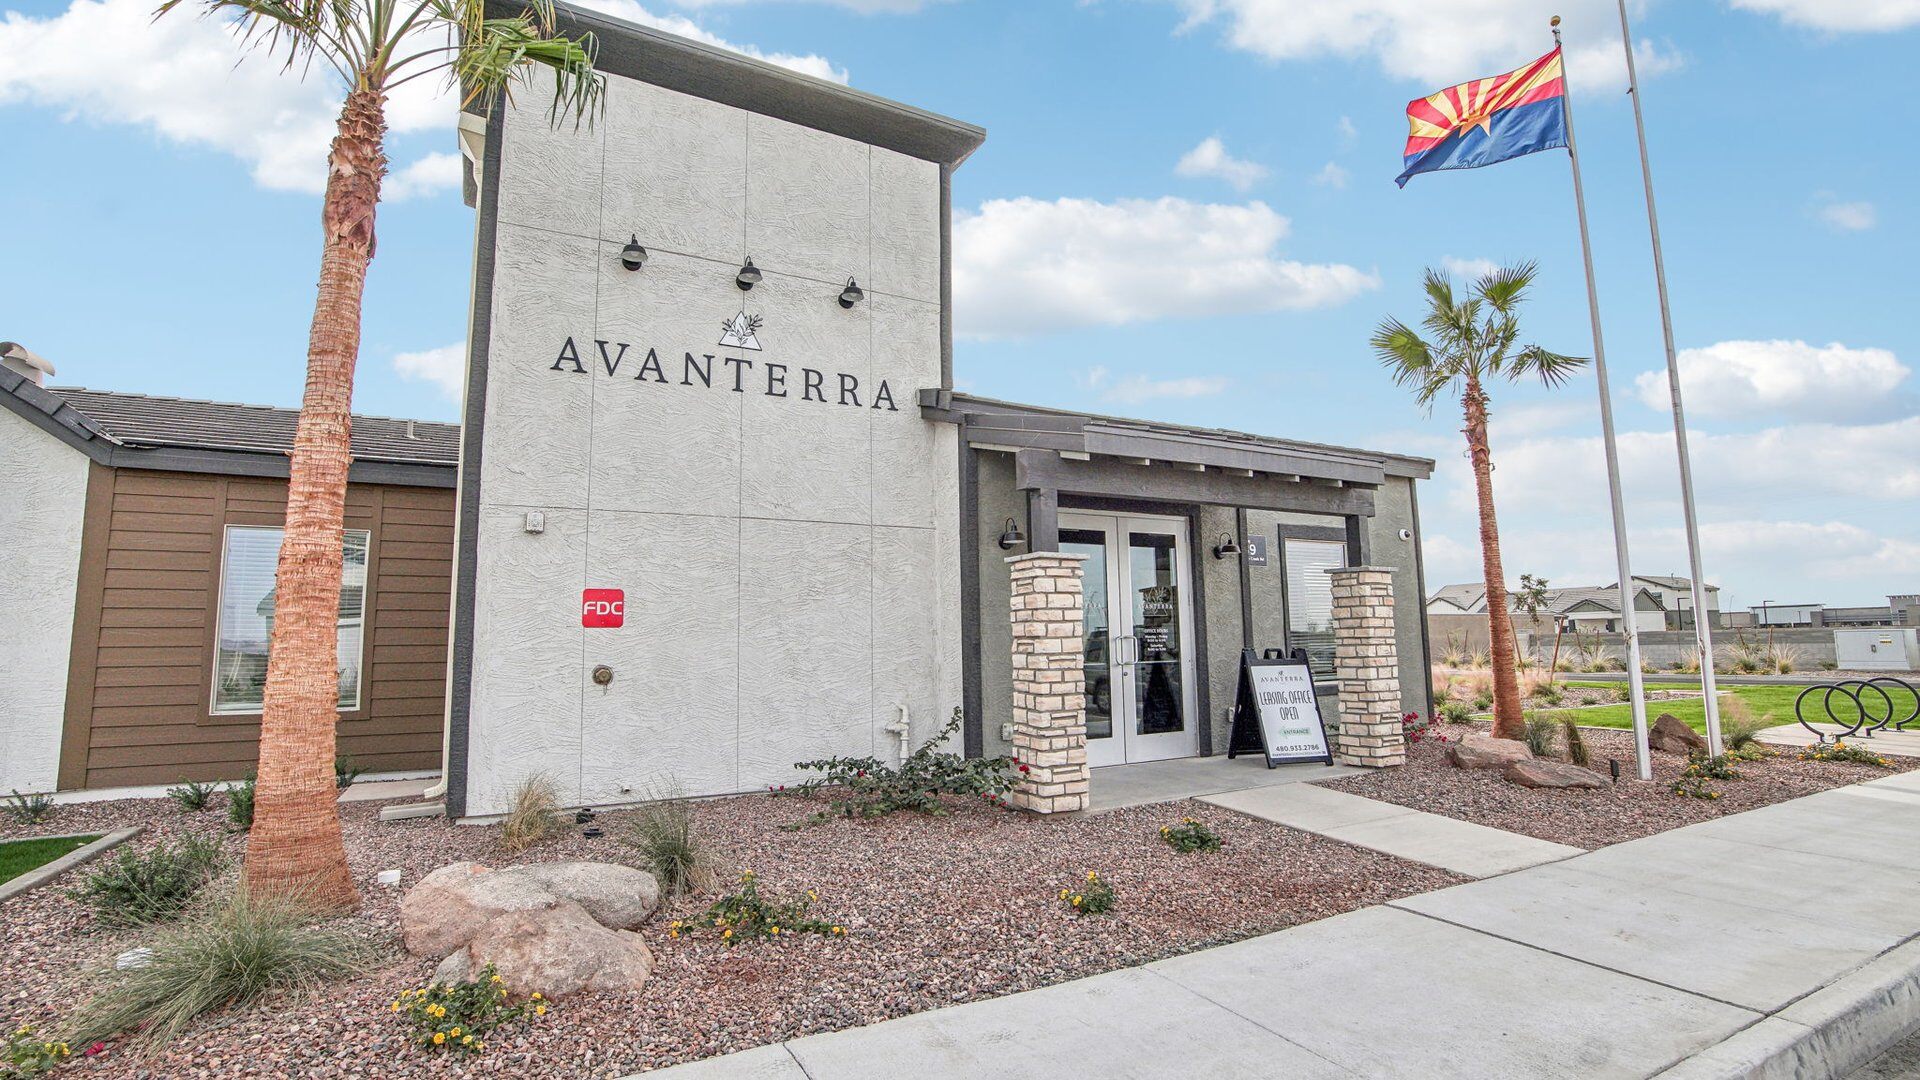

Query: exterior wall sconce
left=998, top=517, right=1027, bottom=550
left=618, top=235, right=648, bottom=271
left=1212, top=534, right=1241, bottom=560
left=735, top=258, right=762, bottom=291
left=838, top=278, right=864, bottom=308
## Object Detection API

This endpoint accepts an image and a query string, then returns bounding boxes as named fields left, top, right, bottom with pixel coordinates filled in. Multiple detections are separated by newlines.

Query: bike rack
left=1794, top=677, right=1919, bottom=742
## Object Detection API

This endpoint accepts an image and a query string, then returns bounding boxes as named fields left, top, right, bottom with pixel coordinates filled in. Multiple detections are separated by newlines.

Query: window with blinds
left=1284, top=538, right=1346, bottom=680
left=212, top=526, right=369, bottom=715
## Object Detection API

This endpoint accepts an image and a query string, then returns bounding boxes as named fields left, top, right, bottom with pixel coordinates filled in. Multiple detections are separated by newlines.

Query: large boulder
left=436, top=900, right=654, bottom=997
left=400, top=862, right=566, bottom=959
left=514, top=861, right=659, bottom=931
left=1649, top=713, right=1708, bottom=755
left=1504, top=759, right=1608, bottom=790
left=1446, top=733, right=1532, bottom=770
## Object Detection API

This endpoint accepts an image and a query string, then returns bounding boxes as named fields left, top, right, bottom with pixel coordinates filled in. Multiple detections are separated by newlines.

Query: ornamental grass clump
left=622, top=788, right=719, bottom=899
left=1799, top=740, right=1894, bottom=768
left=778, top=708, right=1019, bottom=827
left=1159, top=817, right=1222, bottom=853
left=224, top=776, right=255, bottom=833
left=393, top=965, right=543, bottom=1054
left=68, top=891, right=373, bottom=1048
left=3, top=791, right=53, bottom=826
left=684, top=871, right=846, bottom=946
left=165, top=781, right=216, bottom=813
left=69, top=835, right=225, bottom=928
left=500, top=773, right=562, bottom=854
left=1559, top=715, right=1591, bottom=768
left=1522, top=714, right=1560, bottom=758
left=1059, top=871, right=1115, bottom=917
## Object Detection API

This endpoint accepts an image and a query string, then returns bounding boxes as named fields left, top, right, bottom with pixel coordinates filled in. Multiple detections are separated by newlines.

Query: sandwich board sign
left=1226, top=649, right=1334, bottom=767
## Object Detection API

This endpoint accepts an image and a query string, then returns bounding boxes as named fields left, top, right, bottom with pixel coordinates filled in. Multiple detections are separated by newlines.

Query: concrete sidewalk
left=636, top=772, right=1920, bottom=1080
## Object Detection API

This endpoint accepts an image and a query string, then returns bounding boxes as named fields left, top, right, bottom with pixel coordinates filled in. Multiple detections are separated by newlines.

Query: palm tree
left=1372, top=263, right=1585, bottom=742
left=155, top=0, right=603, bottom=907
left=1513, top=572, right=1550, bottom=683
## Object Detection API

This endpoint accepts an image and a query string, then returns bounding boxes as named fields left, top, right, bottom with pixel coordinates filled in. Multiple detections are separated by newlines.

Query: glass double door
left=1060, top=512, right=1200, bottom=767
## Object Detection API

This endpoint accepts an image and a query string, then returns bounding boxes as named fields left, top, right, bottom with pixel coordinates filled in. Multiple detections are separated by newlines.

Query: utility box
left=1833, top=628, right=1920, bottom=671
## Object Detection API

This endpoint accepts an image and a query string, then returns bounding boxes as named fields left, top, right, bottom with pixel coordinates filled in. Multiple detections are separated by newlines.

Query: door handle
left=1115, top=635, right=1135, bottom=667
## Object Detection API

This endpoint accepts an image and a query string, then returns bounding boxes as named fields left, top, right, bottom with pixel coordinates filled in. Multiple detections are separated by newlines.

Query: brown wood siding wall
left=57, top=468, right=453, bottom=789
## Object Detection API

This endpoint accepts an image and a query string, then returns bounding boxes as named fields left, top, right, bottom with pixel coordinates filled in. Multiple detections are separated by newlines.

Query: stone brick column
left=1007, top=552, right=1090, bottom=814
left=1327, top=566, right=1407, bottom=768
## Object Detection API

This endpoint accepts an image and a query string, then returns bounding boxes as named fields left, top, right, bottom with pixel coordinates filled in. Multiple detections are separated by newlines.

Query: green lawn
left=0, top=834, right=99, bottom=884
left=1551, top=682, right=1898, bottom=732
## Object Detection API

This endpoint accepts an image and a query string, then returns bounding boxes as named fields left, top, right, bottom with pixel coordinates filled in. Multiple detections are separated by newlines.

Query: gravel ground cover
left=1323, top=722, right=1919, bottom=849
left=0, top=789, right=1458, bottom=1078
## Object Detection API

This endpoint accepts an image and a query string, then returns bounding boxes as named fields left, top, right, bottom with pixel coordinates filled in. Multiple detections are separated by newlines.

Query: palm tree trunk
left=1463, top=373, right=1525, bottom=741
left=245, top=86, right=386, bottom=909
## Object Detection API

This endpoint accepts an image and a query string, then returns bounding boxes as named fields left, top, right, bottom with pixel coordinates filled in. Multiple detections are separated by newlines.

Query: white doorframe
left=1061, top=511, right=1201, bottom=767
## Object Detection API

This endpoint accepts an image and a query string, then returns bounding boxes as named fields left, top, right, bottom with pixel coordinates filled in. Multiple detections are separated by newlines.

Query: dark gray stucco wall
left=1198, top=504, right=1244, bottom=756
left=1366, top=476, right=1433, bottom=722
left=975, top=450, right=1022, bottom=758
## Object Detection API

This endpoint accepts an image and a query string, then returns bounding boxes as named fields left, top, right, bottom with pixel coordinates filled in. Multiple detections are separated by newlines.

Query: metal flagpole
left=1552, top=16, right=1652, bottom=781
left=1617, top=0, right=1724, bottom=757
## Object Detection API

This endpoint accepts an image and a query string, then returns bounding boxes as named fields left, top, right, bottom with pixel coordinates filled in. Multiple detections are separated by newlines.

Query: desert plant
left=1159, top=817, right=1223, bottom=853
left=622, top=788, right=718, bottom=899
left=3, top=791, right=54, bottom=826
left=1059, top=871, right=1116, bottom=916
left=1799, top=740, right=1894, bottom=768
left=681, top=870, right=844, bottom=946
left=1522, top=713, right=1560, bottom=758
left=1718, top=695, right=1771, bottom=752
left=334, top=755, right=366, bottom=791
left=226, top=775, right=257, bottom=832
left=3, top=1027, right=72, bottom=1078
left=1472, top=690, right=1494, bottom=712
left=1684, top=752, right=1741, bottom=782
left=779, top=707, right=1019, bottom=826
left=1611, top=684, right=1632, bottom=703
left=1533, top=682, right=1564, bottom=706
left=167, top=781, right=218, bottom=813
left=69, top=835, right=226, bottom=928
left=1675, top=650, right=1703, bottom=675
left=68, top=890, right=373, bottom=1046
left=1558, top=715, right=1590, bottom=768
left=1440, top=700, right=1475, bottom=724
left=393, top=964, right=544, bottom=1054
left=1818, top=659, right=1839, bottom=671
left=1671, top=775, right=1723, bottom=800
left=499, top=774, right=562, bottom=854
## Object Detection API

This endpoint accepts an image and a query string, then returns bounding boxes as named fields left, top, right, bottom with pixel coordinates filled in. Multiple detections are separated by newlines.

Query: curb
left=1655, top=936, right=1920, bottom=1080
left=0, top=826, right=144, bottom=905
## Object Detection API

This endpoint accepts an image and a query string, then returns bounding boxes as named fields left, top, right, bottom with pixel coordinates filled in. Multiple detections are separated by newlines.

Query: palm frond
left=452, top=4, right=602, bottom=125
left=1477, top=260, right=1539, bottom=311
left=1509, top=344, right=1589, bottom=387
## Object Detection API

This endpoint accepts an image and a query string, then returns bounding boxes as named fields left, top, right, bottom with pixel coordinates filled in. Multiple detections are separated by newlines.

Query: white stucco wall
left=0, top=408, right=88, bottom=793
left=462, top=73, right=960, bottom=814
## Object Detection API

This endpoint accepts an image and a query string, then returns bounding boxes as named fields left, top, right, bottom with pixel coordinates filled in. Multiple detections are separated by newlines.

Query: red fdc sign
left=582, top=589, right=625, bottom=628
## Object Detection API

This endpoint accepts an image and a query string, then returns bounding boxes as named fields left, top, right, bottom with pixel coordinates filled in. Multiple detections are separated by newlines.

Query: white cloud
left=1336, top=115, right=1359, bottom=146
left=1817, top=199, right=1878, bottom=232
left=1440, top=256, right=1500, bottom=280
left=952, top=196, right=1377, bottom=338
left=394, top=342, right=467, bottom=401
left=1634, top=340, right=1909, bottom=422
left=385, top=151, right=464, bottom=201
left=578, top=0, right=848, bottom=82
left=667, top=0, right=931, bottom=9
left=1729, top=0, right=1920, bottom=32
left=0, top=0, right=842, bottom=197
left=1174, top=136, right=1269, bottom=190
left=1172, top=0, right=1681, bottom=87
left=1312, top=161, right=1350, bottom=188
left=1101, top=374, right=1232, bottom=405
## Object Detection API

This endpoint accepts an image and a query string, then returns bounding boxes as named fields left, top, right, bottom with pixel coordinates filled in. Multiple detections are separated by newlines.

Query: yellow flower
left=433, top=1033, right=446, bottom=1045
left=531, top=993, right=544, bottom=1001
left=1059, top=889, right=1069, bottom=899
left=391, top=1002, right=401, bottom=1013
left=462, top=1036, right=474, bottom=1047
left=808, top=889, right=818, bottom=901
left=1071, top=896, right=1083, bottom=906
left=450, top=1027, right=462, bottom=1038
left=535, top=1004, right=547, bottom=1016
left=669, top=930, right=680, bottom=940
left=478, top=1042, right=486, bottom=1051
left=832, top=926, right=844, bottom=935
left=722, top=929, right=734, bottom=940
left=1087, top=871, right=1098, bottom=882
left=770, top=926, right=781, bottom=936
left=490, top=974, right=503, bottom=985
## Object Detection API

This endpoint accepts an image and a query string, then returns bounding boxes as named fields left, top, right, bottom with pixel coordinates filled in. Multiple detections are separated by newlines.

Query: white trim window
left=1283, top=537, right=1347, bottom=680
left=211, top=525, right=370, bottom=715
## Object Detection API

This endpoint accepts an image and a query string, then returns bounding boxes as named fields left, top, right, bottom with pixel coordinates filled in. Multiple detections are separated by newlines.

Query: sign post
left=1227, top=649, right=1334, bottom=768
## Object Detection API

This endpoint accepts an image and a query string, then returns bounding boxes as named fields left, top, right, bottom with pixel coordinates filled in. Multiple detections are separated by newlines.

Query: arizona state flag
left=1396, top=48, right=1568, bottom=187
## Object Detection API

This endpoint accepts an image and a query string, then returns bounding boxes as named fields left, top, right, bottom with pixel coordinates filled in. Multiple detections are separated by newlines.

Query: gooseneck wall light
left=1212, top=533, right=1241, bottom=560
left=838, top=278, right=865, bottom=308
left=618, top=235, right=648, bottom=271
left=735, top=258, right=762, bottom=290
left=998, top=517, right=1027, bottom=551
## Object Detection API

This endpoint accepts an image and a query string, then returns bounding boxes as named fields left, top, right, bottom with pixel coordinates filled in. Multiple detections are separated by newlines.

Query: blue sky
left=2, top=0, right=1915, bottom=612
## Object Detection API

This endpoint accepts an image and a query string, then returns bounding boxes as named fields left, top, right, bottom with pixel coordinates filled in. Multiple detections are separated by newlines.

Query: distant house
left=1610, top=575, right=1721, bottom=630
left=1426, top=582, right=1665, bottom=635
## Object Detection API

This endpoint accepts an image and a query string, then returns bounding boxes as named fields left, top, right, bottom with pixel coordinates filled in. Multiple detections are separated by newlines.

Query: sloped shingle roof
left=44, top=387, right=458, bottom=467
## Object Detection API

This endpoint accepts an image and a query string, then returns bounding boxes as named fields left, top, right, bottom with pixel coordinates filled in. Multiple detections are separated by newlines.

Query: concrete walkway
left=635, top=771, right=1920, bottom=1080
left=1200, top=781, right=1583, bottom=878
left=1087, top=756, right=1359, bottom=812
left=1758, top=722, right=1920, bottom=759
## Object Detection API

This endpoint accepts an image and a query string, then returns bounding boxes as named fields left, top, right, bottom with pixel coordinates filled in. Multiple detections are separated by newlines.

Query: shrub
left=3, top=1027, right=72, bottom=1078
left=1799, top=740, right=1893, bottom=768
left=1611, top=684, right=1632, bottom=703
left=1533, top=682, right=1564, bottom=706
left=500, top=774, right=561, bottom=854
left=1472, top=691, right=1494, bottom=712
left=1671, top=775, right=1723, bottom=800
left=68, top=891, right=373, bottom=1047
left=225, top=776, right=256, bottom=832
left=166, top=781, right=217, bottom=813
left=1439, top=701, right=1475, bottom=724
left=334, top=756, right=366, bottom=791
left=3, top=791, right=54, bottom=826
left=1059, top=871, right=1116, bottom=916
left=1403, top=712, right=1452, bottom=746
left=393, top=965, right=543, bottom=1054
left=622, top=789, right=718, bottom=899
left=1522, top=714, right=1560, bottom=758
left=69, top=835, right=225, bottom=928
left=1719, top=696, right=1772, bottom=755
left=1559, top=716, right=1590, bottom=768
left=1159, top=817, right=1222, bottom=853
left=779, top=707, right=1018, bottom=827
left=681, top=870, right=843, bottom=946
left=1818, top=659, right=1839, bottom=671
left=1683, top=752, right=1741, bottom=782
left=1675, top=651, right=1703, bottom=675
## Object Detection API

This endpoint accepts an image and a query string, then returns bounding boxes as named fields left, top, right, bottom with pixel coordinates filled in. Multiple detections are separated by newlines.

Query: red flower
left=85, top=1043, right=106, bottom=1058
left=1019, top=764, right=1031, bottom=773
